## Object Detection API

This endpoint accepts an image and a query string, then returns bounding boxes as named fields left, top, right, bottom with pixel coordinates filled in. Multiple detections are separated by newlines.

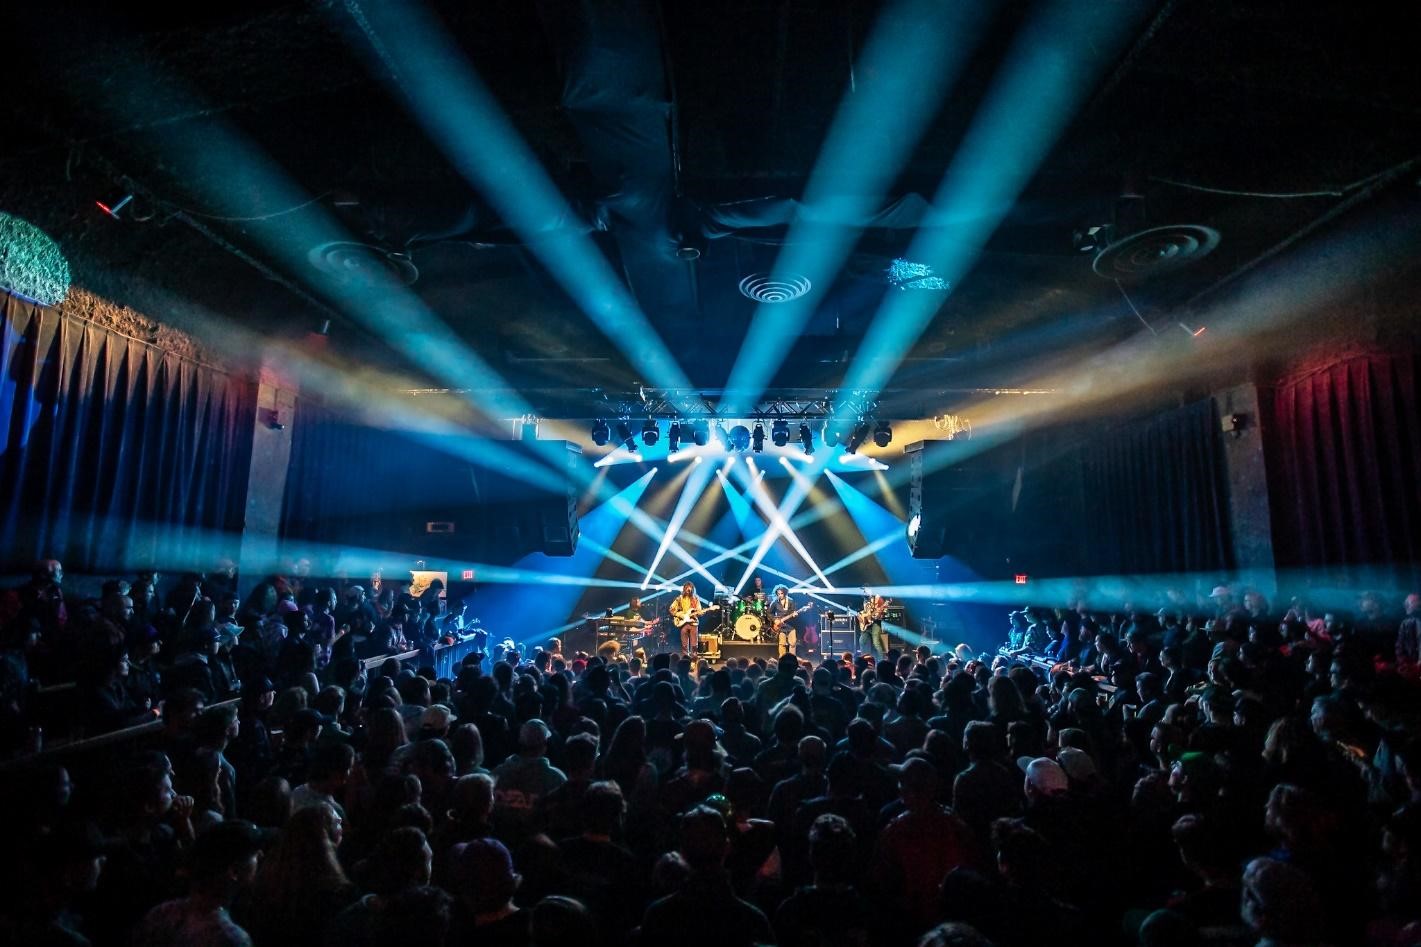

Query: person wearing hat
left=230, top=677, right=277, bottom=787
left=272, top=708, right=331, bottom=787
left=418, top=703, right=458, bottom=742
left=166, top=626, right=227, bottom=702
left=449, top=837, right=528, bottom=945
left=491, top=719, right=566, bottom=841
left=873, top=756, right=976, bottom=934
left=134, top=820, right=264, bottom=947
left=125, top=621, right=164, bottom=712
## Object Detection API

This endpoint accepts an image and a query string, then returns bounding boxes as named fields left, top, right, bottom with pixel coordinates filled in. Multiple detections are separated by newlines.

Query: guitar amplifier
left=884, top=606, right=907, bottom=625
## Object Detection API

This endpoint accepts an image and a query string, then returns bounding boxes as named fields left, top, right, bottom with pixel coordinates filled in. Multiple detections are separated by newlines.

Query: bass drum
left=733, top=614, right=763, bottom=641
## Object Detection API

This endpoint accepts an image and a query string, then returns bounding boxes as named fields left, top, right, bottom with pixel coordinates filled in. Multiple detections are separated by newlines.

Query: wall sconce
left=1220, top=413, right=1247, bottom=438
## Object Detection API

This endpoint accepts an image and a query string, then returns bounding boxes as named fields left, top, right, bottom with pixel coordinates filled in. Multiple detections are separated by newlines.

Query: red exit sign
left=462, top=569, right=474, bottom=580
left=1014, top=574, right=1029, bottom=585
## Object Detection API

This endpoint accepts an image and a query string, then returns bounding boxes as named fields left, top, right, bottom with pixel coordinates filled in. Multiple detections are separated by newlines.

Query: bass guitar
left=771, top=604, right=811, bottom=632
left=857, top=598, right=892, bottom=630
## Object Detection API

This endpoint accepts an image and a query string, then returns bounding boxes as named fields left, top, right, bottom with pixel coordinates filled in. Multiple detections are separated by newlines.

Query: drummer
left=745, top=576, right=768, bottom=613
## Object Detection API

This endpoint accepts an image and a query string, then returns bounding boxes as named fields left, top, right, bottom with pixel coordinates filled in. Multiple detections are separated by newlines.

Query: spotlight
left=714, top=425, right=733, bottom=451
left=751, top=423, right=765, bottom=453
left=591, top=419, right=610, bottom=446
left=770, top=419, right=790, bottom=447
left=845, top=422, right=870, bottom=455
left=873, top=420, right=893, bottom=448
left=668, top=421, right=681, bottom=453
left=691, top=420, right=710, bottom=446
left=821, top=420, right=840, bottom=448
left=729, top=424, right=751, bottom=452
left=798, top=423, right=814, bottom=454
left=641, top=419, right=659, bottom=446
left=616, top=421, right=637, bottom=452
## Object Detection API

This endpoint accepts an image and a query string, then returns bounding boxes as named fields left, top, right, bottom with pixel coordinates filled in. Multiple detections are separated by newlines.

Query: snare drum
left=734, top=614, right=763, bottom=641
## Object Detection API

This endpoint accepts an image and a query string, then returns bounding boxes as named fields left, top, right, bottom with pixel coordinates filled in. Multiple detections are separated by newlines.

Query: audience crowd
left=2, top=560, right=1421, bottom=947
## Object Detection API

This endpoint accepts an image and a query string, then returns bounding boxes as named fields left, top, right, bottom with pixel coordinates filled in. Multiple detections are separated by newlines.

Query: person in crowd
left=133, top=819, right=264, bottom=947
left=872, top=757, right=978, bottom=935
left=291, top=741, right=356, bottom=819
left=639, top=805, right=776, bottom=946
left=448, top=837, right=528, bottom=946
left=492, top=719, right=567, bottom=840
left=555, top=780, right=640, bottom=940
left=247, top=802, right=356, bottom=945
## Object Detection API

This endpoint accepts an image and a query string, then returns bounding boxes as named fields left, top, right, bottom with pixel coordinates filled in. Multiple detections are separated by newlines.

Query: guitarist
left=858, top=593, right=890, bottom=659
left=769, top=585, right=808, bottom=656
left=670, top=582, right=706, bottom=655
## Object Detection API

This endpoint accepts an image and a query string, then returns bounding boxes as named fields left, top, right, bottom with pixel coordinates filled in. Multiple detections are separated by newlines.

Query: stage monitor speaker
left=904, top=440, right=1016, bottom=576
left=718, top=641, right=781, bottom=663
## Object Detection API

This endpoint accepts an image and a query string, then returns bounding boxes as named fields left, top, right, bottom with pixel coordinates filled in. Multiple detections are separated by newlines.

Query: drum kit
left=709, top=592, right=798, bottom=643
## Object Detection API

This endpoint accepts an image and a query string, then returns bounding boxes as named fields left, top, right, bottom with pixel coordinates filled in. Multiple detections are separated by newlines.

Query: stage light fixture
left=798, top=423, right=814, bottom=454
left=714, top=424, right=734, bottom=451
left=845, top=422, right=870, bottom=455
left=873, top=420, right=893, bottom=447
left=668, top=421, right=681, bottom=453
left=591, top=419, right=610, bottom=446
left=616, top=421, right=637, bottom=452
left=752, top=423, right=766, bottom=453
left=821, top=420, right=840, bottom=448
left=691, top=419, right=710, bottom=446
left=730, top=424, right=751, bottom=452
left=771, top=419, right=790, bottom=447
left=641, top=419, right=659, bottom=446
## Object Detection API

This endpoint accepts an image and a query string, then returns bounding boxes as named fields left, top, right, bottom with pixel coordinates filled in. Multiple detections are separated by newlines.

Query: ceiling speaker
left=1092, top=224, right=1220, bottom=281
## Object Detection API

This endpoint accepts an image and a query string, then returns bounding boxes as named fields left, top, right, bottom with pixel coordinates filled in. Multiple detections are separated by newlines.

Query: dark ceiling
left=2, top=0, right=1418, bottom=418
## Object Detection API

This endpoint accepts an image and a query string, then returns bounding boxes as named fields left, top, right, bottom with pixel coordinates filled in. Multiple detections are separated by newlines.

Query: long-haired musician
left=769, top=584, right=803, bottom=656
left=859, top=592, right=890, bottom=659
left=671, top=582, right=703, bottom=655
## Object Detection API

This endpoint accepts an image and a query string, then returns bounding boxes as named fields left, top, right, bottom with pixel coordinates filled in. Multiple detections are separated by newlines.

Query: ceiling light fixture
left=729, top=424, right=751, bottom=452
left=771, top=419, right=790, bottom=447
left=641, top=419, right=659, bottom=446
left=873, top=420, right=893, bottom=448
left=845, top=422, right=870, bottom=455
left=591, top=419, right=610, bottom=446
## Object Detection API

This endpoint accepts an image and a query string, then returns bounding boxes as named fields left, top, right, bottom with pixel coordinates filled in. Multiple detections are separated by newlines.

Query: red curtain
left=1265, top=352, right=1421, bottom=588
left=0, top=293, right=256, bottom=572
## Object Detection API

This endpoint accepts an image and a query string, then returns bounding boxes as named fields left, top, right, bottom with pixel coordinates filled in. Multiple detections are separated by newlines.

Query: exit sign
left=462, top=569, right=474, bottom=580
left=1014, top=574, right=1028, bottom=585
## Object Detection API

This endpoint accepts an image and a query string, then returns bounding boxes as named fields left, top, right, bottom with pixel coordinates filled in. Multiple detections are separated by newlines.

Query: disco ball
left=738, top=273, right=812, bottom=304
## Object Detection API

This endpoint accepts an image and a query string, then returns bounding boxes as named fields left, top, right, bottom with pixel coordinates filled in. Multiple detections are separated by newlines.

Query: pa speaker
left=534, top=440, right=581, bottom=556
left=904, top=440, right=1016, bottom=575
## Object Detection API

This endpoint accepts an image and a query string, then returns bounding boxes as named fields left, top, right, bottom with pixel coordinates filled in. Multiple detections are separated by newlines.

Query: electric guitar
left=858, top=597, right=892, bottom=630
left=670, top=603, right=716, bottom=628
left=771, top=604, right=812, bottom=632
